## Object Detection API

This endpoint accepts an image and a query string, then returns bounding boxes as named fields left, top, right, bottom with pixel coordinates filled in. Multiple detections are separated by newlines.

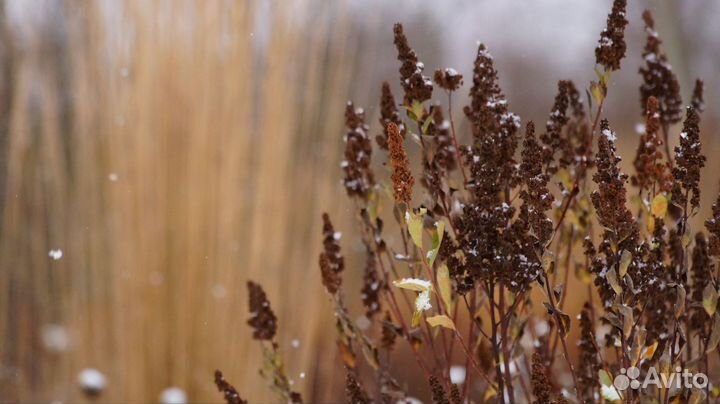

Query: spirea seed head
left=319, top=213, right=344, bottom=294
left=434, top=68, right=463, bottom=91
left=595, top=0, right=628, bottom=71
left=387, top=122, right=414, bottom=205
left=342, top=102, right=375, bottom=200
left=672, top=106, right=705, bottom=210
left=393, top=23, right=433, bottom=105
left=639, top=10, right=682, bottom=126
left=246, top=281, right=277, bottom=341
left=376, top=81, right=404, bottom=150
left=214, top=370, right=248, bottom=404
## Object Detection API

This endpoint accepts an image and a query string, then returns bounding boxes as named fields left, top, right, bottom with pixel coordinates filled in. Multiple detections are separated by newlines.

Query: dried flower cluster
left=631, top=96, right=672, bottom=193
left=230, top=3, right=718, bottom=403
left=319, top=213, right=344, bottom=294
left=342, top=102, right=374, bottom=200
left=246, top=281, right=277, bottom=340
left=595, top=0, right=628, bottom=71
left=387, top=122, right=415, bottom=205
left=214, top=370, right=247, bottom=404
left=639, top=10, right=682, bottom=127
left=393, top=23, right=433, bottom=105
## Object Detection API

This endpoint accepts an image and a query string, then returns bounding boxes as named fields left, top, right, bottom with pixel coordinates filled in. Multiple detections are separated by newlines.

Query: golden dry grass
left=0, top=1, right=363, bottom=401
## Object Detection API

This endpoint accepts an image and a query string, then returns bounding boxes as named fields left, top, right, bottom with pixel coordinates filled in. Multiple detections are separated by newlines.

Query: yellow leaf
left=426, top=315, right=456, bottom=330
left=607, top=268, right=622, bottom=295
left=599, top=369, right=622, bottom=402
left=405, top=208, right=427, bottom=249
left=437, top=264, right=453, bottom=313
left=556, top=168, right=573, bottom=191
left=619, top=250, right=632, bottom=278
left=651, top=194, right=668, bottom=218
left=598, top=369, right=613, bottom=387
left=647, top=215, right=656, bottom=233
left=412, top=310, right=422, bottom=328
left=483, top=386, right=497, bottom=401
left=706, top=313, right=720, bottom=353
left=338, top=341, right=356, bottom=369
left=704, top=284, right=718, bottom=317
left=643, top=341, right=658, bottom=359
left=426, top=221, right=445, bottom=267
left=591, top=81, right=606, bottom=105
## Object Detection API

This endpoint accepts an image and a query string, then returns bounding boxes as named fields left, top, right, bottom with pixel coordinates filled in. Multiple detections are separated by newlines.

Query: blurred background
left=0, top=0, right=717, bottom=402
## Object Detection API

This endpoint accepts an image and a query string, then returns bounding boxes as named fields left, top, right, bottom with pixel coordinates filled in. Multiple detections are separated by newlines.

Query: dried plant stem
left=419, top=247, right=494, bottom=388
left=499, top=287, right=516, bottom=404
left=552, top=98, right=605, bottom=238
left=461, top=293, right=476, bottom=401
left=662, top=123, right=674, bottom=169
left=541, top=271, right=580, bottom=399
left=488, top=283, right=507, bottom=404
left=447, top=92, right=468, bottom=187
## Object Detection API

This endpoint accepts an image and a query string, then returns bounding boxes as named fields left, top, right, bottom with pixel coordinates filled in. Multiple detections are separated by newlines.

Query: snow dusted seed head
left=342, top=101, right=374, bottom=201
left=520, top=121, right=554, bottom=244
left=160, top=387, right=187, bottom=404
left=433, top=67, right=463, bottom=91
left=376, top=81, right=404, bottom=151
left=639, top=9, right=682, bottom=126
left=214, top=370, right=247, bottom=404
left=595, top=0, right=628, bottom=71
left=592, top=120, right=637, bottom=240
left=345, top=372, right=371, bottom=404
left=246, top=281, right=277, bottom=341
left=319, top=213, right=344, bottom=294
left=706, top=192, right=720, bottom=256
left=387, top=122, right=414, bottom=205
left=78, top=368, right=107, bottom=397
left=671, top=106, right=705, bottom=210
left=360, top=249, right=382, bottom=318
left=632, top=96, right=672, bottom=193
left=690, top=233, right=714, bottom=331
left=393, top=23, right=433, bottom=105
left=691, top=79, right=705, bottom=114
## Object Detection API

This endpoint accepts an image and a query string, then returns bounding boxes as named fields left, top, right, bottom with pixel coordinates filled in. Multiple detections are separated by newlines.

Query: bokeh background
left=0, top=0, right=717, bottom=402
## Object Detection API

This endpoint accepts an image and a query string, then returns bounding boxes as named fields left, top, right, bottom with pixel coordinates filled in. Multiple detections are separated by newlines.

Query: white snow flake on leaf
left=393, top=278, right=432, bottom=292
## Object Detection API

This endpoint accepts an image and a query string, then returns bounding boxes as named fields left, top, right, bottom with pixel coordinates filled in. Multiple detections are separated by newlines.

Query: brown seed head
left=393, top=23, right=433, bottom=104
left=433, top=68, right=463, bottom=91
left=214, top=370, right=247, bottom=404
left=376, top=82, right=404, bottom=150
left=319, top=213, right=344, bottom=294
left=246, top=281, right=277, bottom=341
left=639, top=10, right=683, bottom=126
left=387, top=122, right=414, bottom=204
left=632, top=96, right=672, bottom=192
left=595, top=0, right=628, bottom=71
left=671, top=107, right=705, bottom=210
